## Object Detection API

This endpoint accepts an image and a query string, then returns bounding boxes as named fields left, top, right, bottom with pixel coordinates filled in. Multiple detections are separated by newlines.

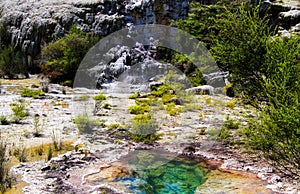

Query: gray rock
left=260, top=0, right=300, bottom=33
left=1, top=0, right=189, bottom=68
left=186, top=85, right=214, bottom=95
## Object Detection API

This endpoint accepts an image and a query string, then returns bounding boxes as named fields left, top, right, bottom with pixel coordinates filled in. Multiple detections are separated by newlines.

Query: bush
left=41, top=26, right=98, bottom=84
left=165, top=102, right=182, bottom=116
left=107, top=123, right=121, bottom=130
left=129, top=93, right=139, bottom=99
left=128, top=105, right=150, bottom=114
left=93, top=93, right=107, bottom=102
left=131, top=114, right=160, bottom=143
left=74, top=114, right=101, bottom=134
left=0, top=116, right=9, bottom=125
left=245, top=103, right=300, bottom=177
left=224, top=116, right=240, bottom=130
left=10, top=103, right=29, bottom=123
left=211, top=3, right=276, bottom=101
left=21, top=88, right=45, bottom=98
left=151, top=85, right=173, bottom=97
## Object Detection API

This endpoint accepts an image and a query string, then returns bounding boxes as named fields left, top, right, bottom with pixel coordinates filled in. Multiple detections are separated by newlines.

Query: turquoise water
left=118, top=150, right=207, bottom=194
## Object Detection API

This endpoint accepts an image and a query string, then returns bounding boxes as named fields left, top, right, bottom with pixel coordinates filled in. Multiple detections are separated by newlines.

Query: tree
left=244, top=36, right=300, bottom=177
left=211, top=3, right=276, bottom=102
left=41, top=26, right=99, bottom=85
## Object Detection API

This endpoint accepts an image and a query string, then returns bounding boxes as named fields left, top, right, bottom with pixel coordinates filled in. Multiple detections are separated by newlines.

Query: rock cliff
left=0, top=0, right=189, bottom=67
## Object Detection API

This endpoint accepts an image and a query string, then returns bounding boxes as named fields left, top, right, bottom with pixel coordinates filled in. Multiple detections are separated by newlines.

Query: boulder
left=186, top=85, right=214, bottom=95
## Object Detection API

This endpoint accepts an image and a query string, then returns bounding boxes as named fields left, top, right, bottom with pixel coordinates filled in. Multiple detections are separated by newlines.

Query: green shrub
left=47, top=146, right=53, bottom=161
left=226, top=100, right=236, bottom=109
left=131, top=114, right=160, bottom=143
left=0, top=116, right=9, bottom=125
left=107, top=123, right=121, bottom=130
left=21, top=88, right=45, bottom=98
left=102, top=103, right=111, bottom=109
left=33, top=115, right=43, bottom=137
left=0, top=20, right=24, bottom=78
left=151, top=85, right=173, bottom=97
left=161, top=93, right=176, bottom=104
left=224, top=116, right=240, bottom=130
left=73, top=114, right=101, bottom=134
left=93, top=93, right=107, bottom=102
left=129, top=93, right=139, bottom=99
left=165, top=102, right=182, bottom=116
left=244, top=103, right=300, bottom=177
left=13, top=147, right=27, bottom=162
left=128, top=105, right=150, bottom=114
left=10, top=103, right=29, bottom=123
left=41, top=25, right=99, bottom=84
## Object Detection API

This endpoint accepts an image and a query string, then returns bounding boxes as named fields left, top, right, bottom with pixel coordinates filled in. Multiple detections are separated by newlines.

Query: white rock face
left=0, top=0, right=189, bottom=66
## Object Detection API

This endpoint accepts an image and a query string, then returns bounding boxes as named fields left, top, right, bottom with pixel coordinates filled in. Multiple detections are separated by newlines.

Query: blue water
left=117, top=151, right=207, bottom=194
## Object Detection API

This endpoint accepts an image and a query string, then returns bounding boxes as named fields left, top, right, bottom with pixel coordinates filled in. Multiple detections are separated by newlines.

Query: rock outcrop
left=0, top=0, right=189, bottom=68
left=260, top=0, right=300, bottom=36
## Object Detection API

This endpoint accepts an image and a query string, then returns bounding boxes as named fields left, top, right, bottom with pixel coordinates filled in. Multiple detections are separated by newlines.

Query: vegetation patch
left=128, top=104, right=150, bottom=115
left=10, top=102, right=29, bottom=123
left=93, top=93, right=107, bottom=102
left=130, top=114, right=160, bottom=143
left=74, top=114, right=104, bottom=134
left=129, top=93, right=139, bottom=99
left=165, top=102, right=183, bottom=116
left=20, top=88, right=45, bottom=98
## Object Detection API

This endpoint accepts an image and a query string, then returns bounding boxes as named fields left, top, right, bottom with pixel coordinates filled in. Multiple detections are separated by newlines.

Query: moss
left=129, top=93, right=139, bottom=99
left=20, top=88, right=45, bottom=98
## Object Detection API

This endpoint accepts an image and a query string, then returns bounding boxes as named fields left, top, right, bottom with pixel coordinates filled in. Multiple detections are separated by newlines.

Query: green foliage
left=244, top=103, right=300, bottom=177
left=161, top=93, right=176, bottom=104
left=224, top=116, right=240, bottom=130
left=129, top=93, right=139, bottom=99
left=128, top=104, right=150, bottom=114
left=73, top=114, right=101, bottom=134
left=0, top=116, right=9, bottom=125
left=165, top=102, right=183, bottom=116
left=211, top=3, right=275, bottom=100
left=10, top=103, right=29, bottom=123
left=131, top=114, right=159, bottom=143
left=47, top=146, right=53, bottom=161
left=102, top=103, right=111, bottom=109
left=33, top=115, right=43, bottom=137
left=21, top=88, right=45, bottom=98
left=107, top=123, right=121, bottom=130
left=41, top=25, right=99, bottom=84
left=151, top=85, right=173, bottom=97
left=93, top=93, right=107, bottom=102
left=0, top=46, right=22, bottom=78
left=226, top=100, right=236, bottom=109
